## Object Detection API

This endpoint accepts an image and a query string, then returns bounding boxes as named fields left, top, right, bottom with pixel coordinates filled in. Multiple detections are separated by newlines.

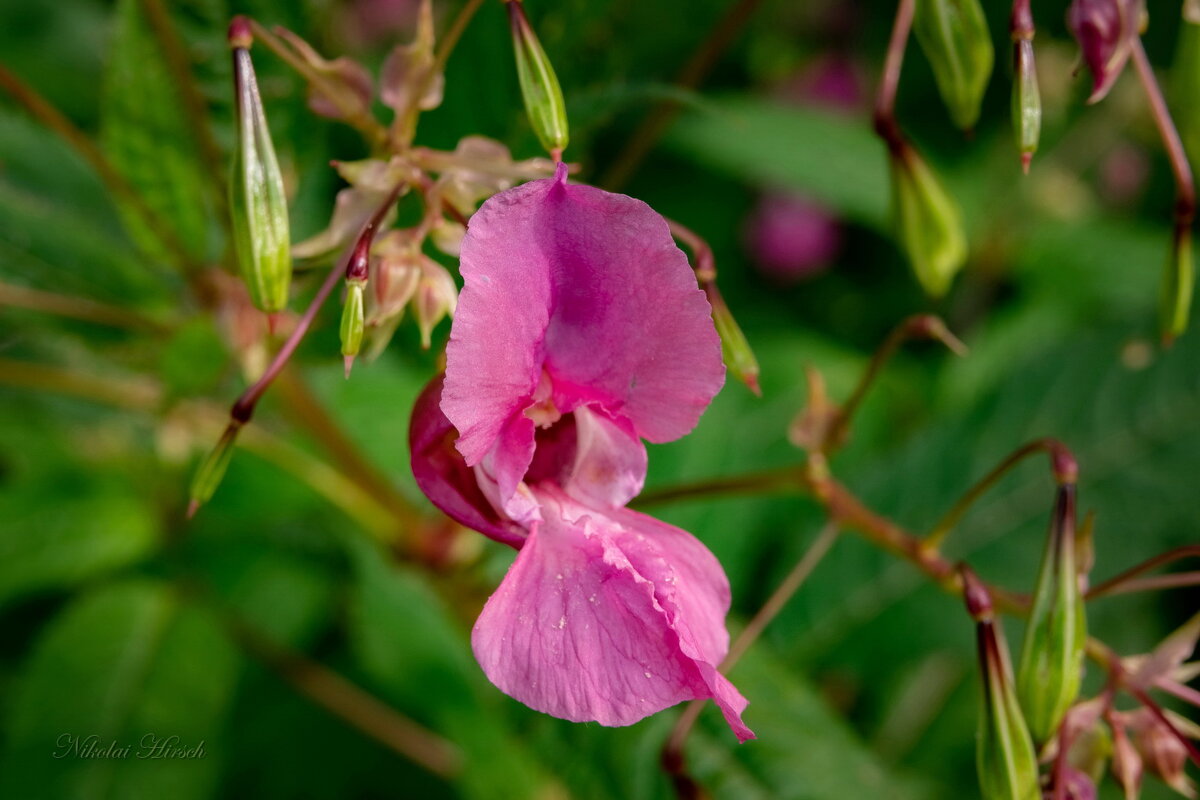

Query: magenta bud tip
left=1020, top=151, right=1032, bottom=175
left=266, top=312, right=281, bottom=336
left=228, top=16, right=253, bottom=49
left=1052, top=447, right=1078, bottom=485
left=745, top=373, right=762, bottom=397
left=186, top=499, right=201, bottom=520
left=960, top=565, right=993, bottom=620
left=343, top=354, right=355, bottom=379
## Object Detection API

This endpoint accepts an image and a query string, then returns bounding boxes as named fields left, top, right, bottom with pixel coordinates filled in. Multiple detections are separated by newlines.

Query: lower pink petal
left=471, top=490, right=754, bottom=739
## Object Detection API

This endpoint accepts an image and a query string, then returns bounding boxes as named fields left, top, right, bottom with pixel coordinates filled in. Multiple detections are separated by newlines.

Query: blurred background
left=0, top=0, right=1197, bottom=797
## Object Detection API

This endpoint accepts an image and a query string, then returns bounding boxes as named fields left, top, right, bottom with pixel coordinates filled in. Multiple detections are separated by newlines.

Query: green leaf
left=664, top=98, right=889, bottom=227
left=345, top=537, right=551, bottom=800
left=0, top=477, right=159, bottom=609
left=101, top=0, right=213, bottom=264
left=0, top=580, right=240, bottom=800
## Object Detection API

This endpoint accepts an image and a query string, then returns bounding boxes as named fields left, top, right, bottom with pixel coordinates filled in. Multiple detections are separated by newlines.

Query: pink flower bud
left=1067, top=0, right=1141, bottom=103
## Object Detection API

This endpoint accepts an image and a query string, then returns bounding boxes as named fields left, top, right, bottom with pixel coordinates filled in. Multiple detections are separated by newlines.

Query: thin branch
left=274, top=368, right=421, bottom=531
left=246, top=20, right=390, bottom=151
left=873, top=0, right=916, bottom=154
left=600, top=0, right=767, bottom=190
left=1131, top=37, right=1195, bottom=345
left=432, top=0, right=487, bottom=79
left=0, top=281, right=172, bottom=334
left=1087, top=545, right=1200, bottom=599
left=662, top=522, right=841, bottom=798
left=222, top=613, right=462, bottom=778
left=635, top=466, right=804, bottom=507
left=825, top=314, right=966, bottom=452
left=0, top=62, right=199, bottom=272
left=0, top=358, right=397, bottom=537
left=924, top=438, right=1076, bottom=552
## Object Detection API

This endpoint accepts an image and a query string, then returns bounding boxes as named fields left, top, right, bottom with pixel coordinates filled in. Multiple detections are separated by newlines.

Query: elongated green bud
left=340, top=280, right=365, bottom=378
left=188, top=423, right=241, bottom=518
left=506, top=0, right=569, bottom=158
left=1011, top=3, right=1041, bottom=173
left=1161, top=225, right=1195, bottom=345
left=1016, top=483, right=1087, bottom=744
left=709, top=289, right=760, bottom=396
left=914, top=0, right=995, bottom=131
left=962, top=567, right=1041, bottom=800
left=230, top=16, right=292, bottom=314
left=889, top=144, right=968, bottom=297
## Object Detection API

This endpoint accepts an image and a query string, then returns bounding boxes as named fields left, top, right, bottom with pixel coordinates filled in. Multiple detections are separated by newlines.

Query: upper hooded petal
left=442, top=167, right=725, bottom=479
left=471, top=488, right=753, bottom=740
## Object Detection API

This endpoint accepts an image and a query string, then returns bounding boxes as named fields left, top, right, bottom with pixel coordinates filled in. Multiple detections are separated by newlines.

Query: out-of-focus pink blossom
left=410, top=166, right=753, bottom=740
left=744, top=191, right=840, bottom=282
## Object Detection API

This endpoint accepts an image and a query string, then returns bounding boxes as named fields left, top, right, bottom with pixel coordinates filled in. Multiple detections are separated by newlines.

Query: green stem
left=0, top=280, right=172, bottom=334
left=923, top=437, right=1075, bottom=551
left=600, top=0, right=767, bottom=190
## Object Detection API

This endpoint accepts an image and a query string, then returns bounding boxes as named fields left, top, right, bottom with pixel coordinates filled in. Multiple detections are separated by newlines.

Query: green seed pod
left=1017, top=484, right=1087, bottom=744
left=709, top=290, right=761, bottom=396
left=889, top=144, right=968, bottom=298
left=914, top=0, right=995, bottom=131
left=1012, top=38, right=1041, bottom=172
left=340, top=280, right=366, bottom=377
left=188, top=424, right=240, bottom=517
left=506, top=0, right=569, bottom=157
left=962, top=567, right=1041, bottom=800
left=229, top=17, right=292, bottom=314
left=1161, top=226, right=1195, bottom=345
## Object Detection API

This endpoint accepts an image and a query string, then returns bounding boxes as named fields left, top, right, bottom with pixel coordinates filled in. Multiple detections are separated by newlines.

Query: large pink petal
left=409, top=376, right=527, bottom=548
left=471, top=490, right=753, bottom=739
left=443, top=167, right=725, bottom=470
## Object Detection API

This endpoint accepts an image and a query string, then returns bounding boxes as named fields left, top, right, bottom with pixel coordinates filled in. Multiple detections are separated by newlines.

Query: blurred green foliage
left=0, top=0, right=1196, bottom=798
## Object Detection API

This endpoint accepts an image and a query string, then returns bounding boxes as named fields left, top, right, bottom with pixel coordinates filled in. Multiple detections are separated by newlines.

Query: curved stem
left=0, top=280, right=172, bottom=334
left=874, top=0, right=915, bottom=154
left=662, top=522, right=841, bottom=797
left=432, top=0, right=486, bottom=80
left=825, top=314, right=966, bottom=452
left=923, top=438, right=1076, bottom=551
left=1086, top=545, right=1200, bottom=599
left=600, top=0, right=767, bottom=190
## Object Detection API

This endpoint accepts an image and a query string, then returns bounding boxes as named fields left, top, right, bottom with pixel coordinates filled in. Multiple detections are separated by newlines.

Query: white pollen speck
left=556, top=573, right=563, bottom=580
left=588, top=594, right=597, bottom=603
left=557, top=616, right=566, bottom=629
left=644, top=671, right=652, bottom=679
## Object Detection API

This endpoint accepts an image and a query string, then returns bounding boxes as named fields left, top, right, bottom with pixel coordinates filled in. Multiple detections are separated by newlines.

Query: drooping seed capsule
left=1011, top=3, right=1041, bottom=172
left=1161, top=225, right=1194, bottom=345
left=913, top=0, right=995, bottom=131
left=1017, top=483, right=1088, bottom=745
left=1067, top=0, right=1140, bottom=104
left=229, top=17, right=292, bottom=314
left=962, top=566, right=1041, bottom=800
left=188, top=423, right=241, bottom=518
left=889, top=143, right=968, bottom=297
left=506, top=0, right=569, bottom=159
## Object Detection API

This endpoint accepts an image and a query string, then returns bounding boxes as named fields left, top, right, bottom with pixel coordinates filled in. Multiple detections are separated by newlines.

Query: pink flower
left=1067, top=0, right=1141, bottom=103
left=410, top=166, right=753, bottom=741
